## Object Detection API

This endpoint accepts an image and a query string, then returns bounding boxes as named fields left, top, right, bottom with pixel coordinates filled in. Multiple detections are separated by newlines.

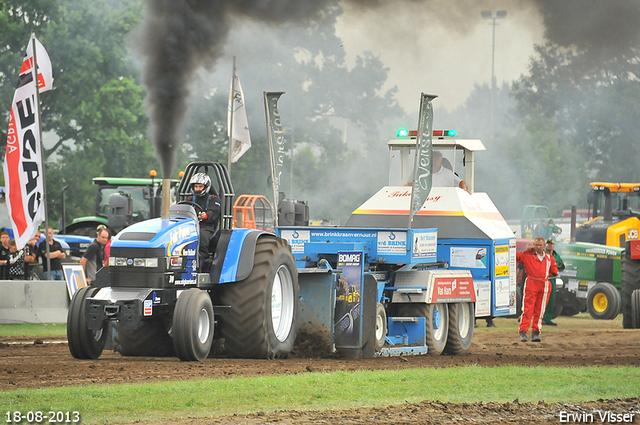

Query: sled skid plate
left=297, top=268, right=337, bottom=354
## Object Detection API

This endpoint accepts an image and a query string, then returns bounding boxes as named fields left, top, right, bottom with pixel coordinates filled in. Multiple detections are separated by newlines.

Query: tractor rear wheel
left=375, top=303, right=387, bottom=352
left=219, top=238, right=299, bottom=359
left=172, top=289, right=215, bottom=361
left=587, top=283, right=620, bottom=320
left=443, top=302, right=474, bottom=355
left=621, top=255, right=640, bottom=328
left=632, top=289, right=640, bottom=329
left=67, top=286, right=107, bottom=359
left=396, top=303, right=449, bottom=356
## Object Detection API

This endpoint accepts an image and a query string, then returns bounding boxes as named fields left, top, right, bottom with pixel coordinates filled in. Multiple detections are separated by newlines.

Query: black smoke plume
left=139, top=0, right=338, bottom=178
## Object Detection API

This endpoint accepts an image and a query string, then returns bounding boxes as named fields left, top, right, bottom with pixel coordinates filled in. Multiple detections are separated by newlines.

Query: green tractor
left=518, top=203, right=625, bottom=321
left=65, top=173, right=179, bottom=236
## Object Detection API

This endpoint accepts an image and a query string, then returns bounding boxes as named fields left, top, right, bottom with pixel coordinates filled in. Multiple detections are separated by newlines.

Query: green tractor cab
left=65, top=175, right=180, bottom=236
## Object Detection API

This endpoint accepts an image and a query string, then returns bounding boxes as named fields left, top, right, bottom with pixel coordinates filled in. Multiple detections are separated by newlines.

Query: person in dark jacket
left=187, top=173, right=221, bottom=272
left=543, top=238, right=565, bottom=326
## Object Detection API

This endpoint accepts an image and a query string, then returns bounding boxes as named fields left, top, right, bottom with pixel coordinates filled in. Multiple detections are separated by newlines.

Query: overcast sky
left=335, top=0, right=545, bottom=112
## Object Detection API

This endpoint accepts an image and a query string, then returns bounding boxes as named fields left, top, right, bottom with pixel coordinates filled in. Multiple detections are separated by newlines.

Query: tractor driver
left=187, top=173, right=221, bottom=271
left=432, top=151, right=467, bottom=190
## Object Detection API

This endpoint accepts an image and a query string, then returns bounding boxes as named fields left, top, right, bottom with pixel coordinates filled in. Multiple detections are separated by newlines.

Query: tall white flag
left=3, top=35, right=53, bottom=249
left=228, top=68, right=251, bottom=163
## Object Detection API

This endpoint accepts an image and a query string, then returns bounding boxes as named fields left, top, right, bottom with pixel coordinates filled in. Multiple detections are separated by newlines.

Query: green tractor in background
left=64, top=172, right=179, bottom=237
left=518, top=201, right=626, bottom=322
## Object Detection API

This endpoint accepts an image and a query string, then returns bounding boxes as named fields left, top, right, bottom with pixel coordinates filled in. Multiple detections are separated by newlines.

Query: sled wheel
left=621, top=255, right=640, bottom=328
left=219, top=237, right=299, bottom=359
left=443, top=302, right=474, bottom=355
left=114, top=320, right=175, bottom=357
left=632, top=289, right=640, bottom=329
left=587, top=283, right=619, bottom=320
left=375, top=303, right=387, bottom=352
left=397, top=303, right=449, bottom=356
left=67, top=286, right=107, bottom=359
left=172, top=288, right=214, bottom=361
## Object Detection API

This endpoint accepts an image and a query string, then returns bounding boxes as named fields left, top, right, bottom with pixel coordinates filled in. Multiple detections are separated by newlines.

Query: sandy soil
left=2, top=315, right=640, bottom=424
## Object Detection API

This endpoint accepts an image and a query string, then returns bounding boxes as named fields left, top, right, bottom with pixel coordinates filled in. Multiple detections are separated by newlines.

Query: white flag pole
left=227, top=56, right=236, bottom=174
left=31, top=33, right=51, bottom=276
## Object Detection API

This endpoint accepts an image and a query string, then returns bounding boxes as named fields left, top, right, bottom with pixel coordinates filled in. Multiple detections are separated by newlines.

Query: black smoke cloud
left=139, top=0, right=640, bottom=178
left=139, top=0, right=340, bottom=178
left=534, top=0, right=640, bottom=54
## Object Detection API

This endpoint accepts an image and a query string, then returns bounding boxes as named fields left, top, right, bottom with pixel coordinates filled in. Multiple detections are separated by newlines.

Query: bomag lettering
left=338, top=253, right=361, bottom=263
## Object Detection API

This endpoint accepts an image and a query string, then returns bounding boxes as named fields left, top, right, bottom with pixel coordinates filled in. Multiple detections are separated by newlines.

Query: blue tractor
left=67, top=162, right=299, bottom=361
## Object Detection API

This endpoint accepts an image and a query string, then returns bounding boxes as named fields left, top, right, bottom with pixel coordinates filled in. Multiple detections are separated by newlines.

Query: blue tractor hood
left=111, top=216, right=198, bottom=257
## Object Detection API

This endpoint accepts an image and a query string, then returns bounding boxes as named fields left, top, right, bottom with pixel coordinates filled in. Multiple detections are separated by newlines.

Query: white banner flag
left=228, top=69, right=251, bottom=163
left=3, top=35, right=52, bottom=248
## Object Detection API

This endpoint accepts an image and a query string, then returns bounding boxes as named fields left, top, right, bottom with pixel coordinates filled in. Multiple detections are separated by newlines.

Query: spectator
left=40, top=227, right=66, bottom=280
left=99, top=225, right=112, bottom=267
left=7, top=239, right=27, bottom=280
left=0, top=231, right=11, bottom=279
left=542, top=238, right=565, bottom=327
left=534, top=218, right=561, bottom=241
left=516, top=236, right=558, bottom=343
left=80, top=227, right=110, bottom=284
left=24, top=232, right=39, bottom=279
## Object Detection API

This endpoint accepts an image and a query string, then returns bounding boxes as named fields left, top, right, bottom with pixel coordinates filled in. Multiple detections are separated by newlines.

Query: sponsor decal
left=431, top=275, right=475, bottom=302
left=412, top=231, right=437, bottom=259
left=170, top=227, right=193, bottom=246
left=280, top=229, right=310, bottom=253
left=182, top=248, right=196, bottom=256
left=377, top=231, right=407, bottom=255
left=495, top=245, right=509, bottom=277
left=143, top=300, right=152, bottom=316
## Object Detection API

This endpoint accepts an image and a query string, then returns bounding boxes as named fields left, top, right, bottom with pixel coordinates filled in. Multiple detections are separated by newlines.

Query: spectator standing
left=516, top=236, right=558, bottom=343
left=7, top=239, right=27, bottom=280
left=0, top=231, right=11, bottom=279
left=99, top=225, right=112, bottom=266
left=80, top=227, right=109, bottom=284
left=41, top=227, right=66, bottom=280
left=543, top=238, right=565, bottom=326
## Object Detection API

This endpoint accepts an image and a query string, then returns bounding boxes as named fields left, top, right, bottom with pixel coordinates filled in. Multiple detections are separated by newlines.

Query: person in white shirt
left=432, top=150, right=467, bottom=190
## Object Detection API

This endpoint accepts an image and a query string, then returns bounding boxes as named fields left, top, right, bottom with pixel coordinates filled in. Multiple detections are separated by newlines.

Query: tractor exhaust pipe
left=570, top=206, right=577, bottom=243
left=162, top=178, right=171, bottom=219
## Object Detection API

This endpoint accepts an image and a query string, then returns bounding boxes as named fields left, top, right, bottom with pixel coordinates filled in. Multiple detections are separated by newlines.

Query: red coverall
left=516, top=248, right=558, bottom=333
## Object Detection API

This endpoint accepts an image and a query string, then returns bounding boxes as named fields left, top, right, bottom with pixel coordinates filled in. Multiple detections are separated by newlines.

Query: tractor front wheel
left=587, top=283, right=620, bottom=320
left=172, top=289, right=215, bottom=361
left=67, top=286, right=107, bottom=359
left=219, top=237, right=299, bottom=359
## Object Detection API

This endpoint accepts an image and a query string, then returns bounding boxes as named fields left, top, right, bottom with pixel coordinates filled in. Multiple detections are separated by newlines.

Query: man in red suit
left=516, top=236, right=558, bottom=342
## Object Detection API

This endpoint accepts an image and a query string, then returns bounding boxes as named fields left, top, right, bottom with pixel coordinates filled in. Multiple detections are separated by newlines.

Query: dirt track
left=2, top=314, right=640, bottom=424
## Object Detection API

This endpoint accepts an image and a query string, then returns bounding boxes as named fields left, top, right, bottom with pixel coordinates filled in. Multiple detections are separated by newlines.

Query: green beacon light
left=397, top=129, right=409, bottom=137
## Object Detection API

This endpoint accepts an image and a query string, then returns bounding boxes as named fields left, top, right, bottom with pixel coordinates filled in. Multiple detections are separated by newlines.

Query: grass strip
left=2, top=366, right=639, bottom=424
left=0, top=324, right=66, bottom=338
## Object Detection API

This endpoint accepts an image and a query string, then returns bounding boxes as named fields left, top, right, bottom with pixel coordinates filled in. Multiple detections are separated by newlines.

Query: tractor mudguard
left=218, top=229, right=277, bottom=283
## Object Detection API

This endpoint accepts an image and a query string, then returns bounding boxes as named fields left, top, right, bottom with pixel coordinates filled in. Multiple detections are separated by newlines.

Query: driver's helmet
left=189, top=173, right=211, bottom=197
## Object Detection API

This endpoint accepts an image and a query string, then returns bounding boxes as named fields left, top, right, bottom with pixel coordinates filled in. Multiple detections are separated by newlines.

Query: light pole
left=481, top=10, right=507, bottom=138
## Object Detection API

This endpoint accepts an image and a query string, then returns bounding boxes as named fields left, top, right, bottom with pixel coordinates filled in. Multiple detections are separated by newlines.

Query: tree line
left=1, top=0, right=639, bottom=226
